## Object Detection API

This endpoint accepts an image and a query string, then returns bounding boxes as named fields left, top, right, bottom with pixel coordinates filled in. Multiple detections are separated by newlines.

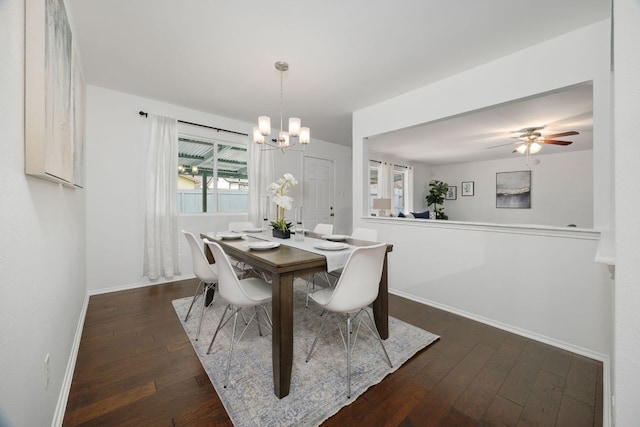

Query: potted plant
left=267, top=173, right=298, bottom=238
left=426, top=179, right=449, bottom=220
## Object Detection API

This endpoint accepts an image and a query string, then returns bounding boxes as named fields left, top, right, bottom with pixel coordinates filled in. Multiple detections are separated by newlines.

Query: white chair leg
left=362, top=309, right=392, bottom=369
left=224, top=308, right=241, bottom=388
left=184, top=281, right=204, bottom=321
left=260, top=305, right=272, bottom=328
left=195, top=284, right=215, bottom=341
left=346, top=314, right=352, bottom=398
left=305, top=313, right=330, bottom=362
left=207, top=304, right=231, bottom=354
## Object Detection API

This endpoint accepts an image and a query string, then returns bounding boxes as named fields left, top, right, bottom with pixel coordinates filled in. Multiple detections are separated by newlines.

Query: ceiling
left=368, top=82, right=594, bottom=166
left=66, top=0, right=609, bottom=147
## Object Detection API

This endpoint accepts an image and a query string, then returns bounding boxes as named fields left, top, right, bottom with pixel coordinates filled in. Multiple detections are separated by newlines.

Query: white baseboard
left=390, top=288, right=611, bottom=427
left=51, top=293, right=89, bottom=427
left=89, top=274, right=195, bottom=296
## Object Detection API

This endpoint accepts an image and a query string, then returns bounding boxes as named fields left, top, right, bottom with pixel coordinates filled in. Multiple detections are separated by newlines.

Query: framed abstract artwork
left=25, top=0, right=84, bottom=187
left=496, top=171, right=531, bottom=208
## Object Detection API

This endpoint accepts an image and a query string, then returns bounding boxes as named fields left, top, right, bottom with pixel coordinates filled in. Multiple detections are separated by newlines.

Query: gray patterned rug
left=172, top=279, right=439, bottom=426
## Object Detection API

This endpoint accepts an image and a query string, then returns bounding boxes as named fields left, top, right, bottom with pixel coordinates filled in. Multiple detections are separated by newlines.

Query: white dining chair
left=313, top=223, right=334, bottom=236
left=227, top=221, right=263, bottom=277
left=305, top=242, right=392, bottom=398
left=326, top=228, right=379, bottom=283
left=304, top=223, right=336, bottom=306
left=228, top=221, right=255, bottom=232
left=204, top=239, right=273, bottom=388
left=305, top=227, right=379, bottom=307
left=350, top=227, right=378, bottom=242
left=182, top=230, right=220, bottom=341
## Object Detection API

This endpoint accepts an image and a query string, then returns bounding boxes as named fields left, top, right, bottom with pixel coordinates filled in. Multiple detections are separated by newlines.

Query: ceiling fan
left=487, top=126, right=579, bottom=155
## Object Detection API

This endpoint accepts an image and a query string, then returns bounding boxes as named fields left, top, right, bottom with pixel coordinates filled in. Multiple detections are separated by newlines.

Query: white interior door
left=303, top=156, right=334, bottom=232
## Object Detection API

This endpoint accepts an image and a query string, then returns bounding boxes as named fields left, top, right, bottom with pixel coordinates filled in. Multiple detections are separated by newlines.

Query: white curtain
left=143, top=115, right=181, bottom=280
left=248, top=142, right=274, bottom=227
left=406, top=166, right=414, bottom=212
left=378, top=161, right=393, bottom=199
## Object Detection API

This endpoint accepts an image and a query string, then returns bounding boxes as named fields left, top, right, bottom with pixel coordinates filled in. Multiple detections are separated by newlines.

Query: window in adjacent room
left=177, top=136, right=248, bottom=213
left=393, top=165, right=408, bottom=216
left=369, top=160, right=379, bottom=215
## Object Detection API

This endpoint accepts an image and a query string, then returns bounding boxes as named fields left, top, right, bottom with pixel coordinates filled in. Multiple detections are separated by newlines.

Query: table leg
left=372, top=253, right=389, bottom=339
left=271, top=272, right=294, bottom=398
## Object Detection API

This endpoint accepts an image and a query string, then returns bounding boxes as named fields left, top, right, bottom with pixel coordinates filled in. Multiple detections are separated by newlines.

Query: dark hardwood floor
left=63, top=278, right=603, bottom=426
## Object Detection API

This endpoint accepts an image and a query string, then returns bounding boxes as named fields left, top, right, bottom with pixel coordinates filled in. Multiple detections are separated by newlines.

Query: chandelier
left=253, top=61, right=310, bottom=151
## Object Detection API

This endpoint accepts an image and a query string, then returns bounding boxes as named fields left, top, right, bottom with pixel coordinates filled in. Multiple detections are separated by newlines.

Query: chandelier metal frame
left=253, top=61, right=310, bottom=152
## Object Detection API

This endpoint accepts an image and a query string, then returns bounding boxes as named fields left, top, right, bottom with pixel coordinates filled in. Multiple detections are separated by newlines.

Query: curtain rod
left=370, top=159, right=411, bottom=168
left=138, top=111, right=248, bottom=137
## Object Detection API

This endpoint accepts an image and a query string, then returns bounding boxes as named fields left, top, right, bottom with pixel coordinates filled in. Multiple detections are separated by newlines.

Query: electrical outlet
left=44, top=353, right=50, bottom=390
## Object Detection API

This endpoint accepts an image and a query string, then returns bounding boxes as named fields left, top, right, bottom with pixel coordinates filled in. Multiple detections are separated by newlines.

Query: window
left=368, top=160, right=410, bottom=216
left=369, top=161, right=379, bottom=215
left=177, top=136, right=248, bottom=213
left=393, top=165, right=407, bottom=216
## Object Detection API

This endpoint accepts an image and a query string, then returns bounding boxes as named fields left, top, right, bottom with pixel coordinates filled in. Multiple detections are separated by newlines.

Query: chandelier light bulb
left=258, top=116, right=271, bottom=136
left=299, top=127, right=310, bottom=144
left=288, top=118, right=301, bottom=136
left=253, top=127, right=265, bottom=144
left=279, top=131, right=290, bottom=148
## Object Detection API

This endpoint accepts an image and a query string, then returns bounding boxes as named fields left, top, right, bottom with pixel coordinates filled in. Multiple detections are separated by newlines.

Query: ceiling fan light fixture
left=516, top=144, right=528, bottom=154
left=529, top=142, right=542, bottom=153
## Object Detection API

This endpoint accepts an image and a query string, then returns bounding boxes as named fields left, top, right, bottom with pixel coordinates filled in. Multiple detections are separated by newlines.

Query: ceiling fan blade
left=542, top=140, right=573, bottom=146
left=486, top=141, right=519, bottom=149
left=544, top=131, right=579, bottom=138
left=512, top=126, right=545, bottom=134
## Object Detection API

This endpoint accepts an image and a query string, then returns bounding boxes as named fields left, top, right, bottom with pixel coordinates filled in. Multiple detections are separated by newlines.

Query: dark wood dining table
left=200, top=231, right=393, bottom=399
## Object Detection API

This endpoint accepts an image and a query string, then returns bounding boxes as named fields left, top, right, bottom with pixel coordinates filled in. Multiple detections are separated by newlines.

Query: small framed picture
left=462, top=181, right=474, bottom=196
left=446, top=186, right=457, bottom=200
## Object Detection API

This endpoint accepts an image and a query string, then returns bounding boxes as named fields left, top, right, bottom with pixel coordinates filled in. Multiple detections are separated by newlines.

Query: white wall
left=86, top=85, right=352, bottom=293
left=0, top=1, right=87, bottom=426
left=353, top=20, right=612, bottom=362
left=613, top=0, right=640, bottom=423
left=431, top=150, right=593, bottom=227
left=368, top=219, right=610, bottom=355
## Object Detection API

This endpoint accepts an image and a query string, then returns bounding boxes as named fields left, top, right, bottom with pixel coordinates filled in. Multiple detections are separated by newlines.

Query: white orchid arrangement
left=267, top=173, right=298, bottom=231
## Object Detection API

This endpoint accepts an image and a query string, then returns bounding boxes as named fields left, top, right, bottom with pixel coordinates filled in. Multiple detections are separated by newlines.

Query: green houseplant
left=426, top=179, right=449, bottom=220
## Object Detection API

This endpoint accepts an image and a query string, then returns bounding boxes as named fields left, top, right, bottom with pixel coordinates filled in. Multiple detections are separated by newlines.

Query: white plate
left=314, top=242, right=349, bottom=251
left=247, top=242, right=280, bottom=250
left=242, top=228, right=263, bottom=233
left=218, top=232, right=244, bottom=240
left=322, top=234, right=350, bottom=242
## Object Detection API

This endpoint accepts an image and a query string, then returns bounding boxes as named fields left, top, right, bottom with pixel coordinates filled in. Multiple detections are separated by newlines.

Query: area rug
left=172, top=279, right=439, bottom=427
